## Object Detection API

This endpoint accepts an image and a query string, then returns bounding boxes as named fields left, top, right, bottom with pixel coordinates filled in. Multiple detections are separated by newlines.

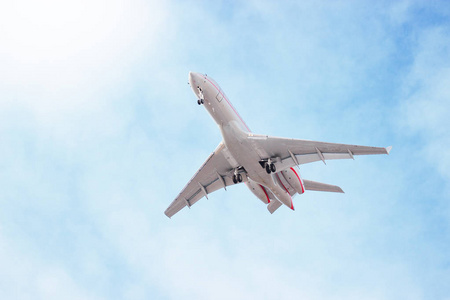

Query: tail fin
left=303, top=180, right=344, bottom=193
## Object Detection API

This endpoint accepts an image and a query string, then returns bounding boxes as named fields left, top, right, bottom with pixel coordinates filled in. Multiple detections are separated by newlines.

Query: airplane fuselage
left=189, top=72, right=294, bottom=207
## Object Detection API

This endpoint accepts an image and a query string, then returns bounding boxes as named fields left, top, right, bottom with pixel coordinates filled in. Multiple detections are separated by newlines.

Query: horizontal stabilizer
left=267, top=199, right=282, bottom=214
left=303, top=179, right=344, bottom=193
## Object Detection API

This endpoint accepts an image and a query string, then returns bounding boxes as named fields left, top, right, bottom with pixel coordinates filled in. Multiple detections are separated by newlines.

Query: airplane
left=164, top=72, right=391, bottom=218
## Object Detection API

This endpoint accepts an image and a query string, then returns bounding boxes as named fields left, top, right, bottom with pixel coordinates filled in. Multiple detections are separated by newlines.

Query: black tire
left=197, top=99, right=201, bottom=105
left=232, top=175, right=237, bottom=184
left=266, top=164, right=271, bottom=174
left=200, top=99, right=204, bottom=104
left=237, top=173, right=242, bottom=182
left=270, top=163, right=276, bottom=173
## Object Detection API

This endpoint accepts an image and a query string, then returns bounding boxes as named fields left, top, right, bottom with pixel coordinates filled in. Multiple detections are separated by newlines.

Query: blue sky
left=1, top=0, right=449, bottom=299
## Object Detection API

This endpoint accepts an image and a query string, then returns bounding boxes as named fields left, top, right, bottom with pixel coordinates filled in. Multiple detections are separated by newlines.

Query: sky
left=0, top=0, right=449, bottom=299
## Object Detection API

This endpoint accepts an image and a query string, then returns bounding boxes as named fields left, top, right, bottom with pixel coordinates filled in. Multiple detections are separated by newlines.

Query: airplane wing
left=247, top=134, right=391, bottom=171
left=165, top=142, right=245, bottom=218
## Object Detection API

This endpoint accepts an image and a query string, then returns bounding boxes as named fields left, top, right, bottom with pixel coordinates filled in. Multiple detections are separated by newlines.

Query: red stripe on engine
left=290, top=167, right=304, bottom=194
left=259, top=184, right=270, bottom=203
left=276, top=173, right=294, bottom=210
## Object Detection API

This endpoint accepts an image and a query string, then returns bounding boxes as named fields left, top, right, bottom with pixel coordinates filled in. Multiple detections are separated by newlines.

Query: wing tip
left=386, top=146, right=393, bottom=155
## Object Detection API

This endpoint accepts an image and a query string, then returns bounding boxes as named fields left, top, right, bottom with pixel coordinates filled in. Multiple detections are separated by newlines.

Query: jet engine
left=273, top=167, right=305, bottom=195
left=245, top=179, right=271, bottom=204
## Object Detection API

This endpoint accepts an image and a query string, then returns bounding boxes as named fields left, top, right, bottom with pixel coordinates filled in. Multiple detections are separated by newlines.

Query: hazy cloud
left=0, top=0, right=449, bottom=299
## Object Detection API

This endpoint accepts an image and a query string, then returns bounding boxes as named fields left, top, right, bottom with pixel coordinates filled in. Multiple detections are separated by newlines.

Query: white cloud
left=0, top=0, right=449, bottom=299
left=0, top=0, right=168, bottom=132
left=399, top=27, right=450, bottom=182
left=0, top=232, right=102, bottom=300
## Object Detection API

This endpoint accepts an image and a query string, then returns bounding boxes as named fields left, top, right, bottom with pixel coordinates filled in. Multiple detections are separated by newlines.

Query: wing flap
left=165, top=142, right=248, bottom=218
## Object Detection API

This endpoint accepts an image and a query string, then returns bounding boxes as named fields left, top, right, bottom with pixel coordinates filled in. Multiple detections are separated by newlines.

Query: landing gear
left=197, top=86, right=204, bottom=105
left=232, top=173, right=243, bottom=184
left=270, top=163, right=276, bottom=173
left=261, top=160, right=276, bottom=174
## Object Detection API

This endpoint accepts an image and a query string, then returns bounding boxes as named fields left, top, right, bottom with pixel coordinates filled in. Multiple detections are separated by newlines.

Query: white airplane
left=165, top=72, right=391, bottom=217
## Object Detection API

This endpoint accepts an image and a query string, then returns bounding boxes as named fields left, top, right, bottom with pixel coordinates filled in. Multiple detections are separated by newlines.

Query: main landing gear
left=260, top=160, right=276, bottom=174
left=232, top=168, right=244, bottom=184
left=197, top=99, right=204, bottom=105
left=232, top=173, right=242, bottom=184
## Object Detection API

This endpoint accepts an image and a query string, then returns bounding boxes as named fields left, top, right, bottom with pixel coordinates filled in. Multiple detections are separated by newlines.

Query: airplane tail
left=266, top=180, right=344, bottom=214
left=302, top=180, right=344, bottom=193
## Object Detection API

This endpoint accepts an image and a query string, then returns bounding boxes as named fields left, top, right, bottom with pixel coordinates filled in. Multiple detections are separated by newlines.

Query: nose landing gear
left=197, top=86, right=204, bottom=105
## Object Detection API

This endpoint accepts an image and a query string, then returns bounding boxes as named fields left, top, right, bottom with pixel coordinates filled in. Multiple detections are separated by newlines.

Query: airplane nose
left=189, top=72, right=202, bottom=97
left=189, top=71, right=202, bottom=87
left=188, top=71, right=195, bottom=87
left=189, top=71, right=200, bottom=80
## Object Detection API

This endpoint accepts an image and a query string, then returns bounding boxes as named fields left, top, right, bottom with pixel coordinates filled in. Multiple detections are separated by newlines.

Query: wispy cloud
left=0, top=0, right=449, bottom=299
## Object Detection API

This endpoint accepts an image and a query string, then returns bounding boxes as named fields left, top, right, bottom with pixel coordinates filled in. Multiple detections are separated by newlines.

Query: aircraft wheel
left=200, top=99, right=204, bottom=104
left=270, top=163, right=276, bottom=173
left=265, top=164, right=271, bottom=174
left=232, top=175, right=238, bottom=184
left=237, top=173, right=242, bottom=182
left=197, top=99, right=201, bottom=105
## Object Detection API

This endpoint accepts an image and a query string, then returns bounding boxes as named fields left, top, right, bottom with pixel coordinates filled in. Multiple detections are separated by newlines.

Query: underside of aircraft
left=165, top=72, right=391, bottom=218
